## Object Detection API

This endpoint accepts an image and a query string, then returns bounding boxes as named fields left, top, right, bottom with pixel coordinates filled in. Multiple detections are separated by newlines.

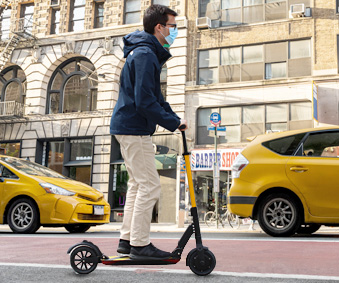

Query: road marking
left=0, top=262, right=339, bottom=281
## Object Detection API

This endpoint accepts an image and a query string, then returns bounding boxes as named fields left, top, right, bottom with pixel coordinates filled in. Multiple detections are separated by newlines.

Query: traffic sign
left=210, top=112, right=221, bottom=126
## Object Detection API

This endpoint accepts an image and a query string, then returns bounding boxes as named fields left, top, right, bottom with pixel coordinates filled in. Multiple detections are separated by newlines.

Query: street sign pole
left=214, top=126, right=219, bottom=229
left=210, top=112, right=221, bottom=229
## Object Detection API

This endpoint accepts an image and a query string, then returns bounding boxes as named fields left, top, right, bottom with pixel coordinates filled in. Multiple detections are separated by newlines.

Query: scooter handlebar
left=178, top=125, right=188, bottom=155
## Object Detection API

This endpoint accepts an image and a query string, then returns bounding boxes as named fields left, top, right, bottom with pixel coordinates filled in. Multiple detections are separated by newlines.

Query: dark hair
left=143, top=5, right=177, bottom=34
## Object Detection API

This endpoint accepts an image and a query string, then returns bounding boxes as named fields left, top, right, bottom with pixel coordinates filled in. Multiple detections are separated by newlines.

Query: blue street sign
left=208, top=126, right=226, bottom=131
left=210, top=112, right=221, bottom=126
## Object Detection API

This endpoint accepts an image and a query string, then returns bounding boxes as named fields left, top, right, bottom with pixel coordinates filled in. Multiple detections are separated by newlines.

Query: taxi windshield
left=0, top=157, right=67, bottom=179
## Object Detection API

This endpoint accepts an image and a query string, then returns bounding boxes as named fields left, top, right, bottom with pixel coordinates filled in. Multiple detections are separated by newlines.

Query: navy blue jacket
left=110, top=30, right=181, bottom=136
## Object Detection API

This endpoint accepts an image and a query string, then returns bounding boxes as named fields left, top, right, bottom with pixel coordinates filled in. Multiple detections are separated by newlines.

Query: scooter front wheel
left=187, top=248, right=216, bottom=276
left=70, top=246, right=99, bottom=274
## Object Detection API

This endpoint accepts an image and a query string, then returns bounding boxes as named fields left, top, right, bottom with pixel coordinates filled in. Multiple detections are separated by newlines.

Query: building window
left=41, top=138, right=93, bottom=185
left=160, top=65, right=167, bottom=99
left=20, top=3, right=34, bottom=34
left=0, top=7, right=11, bottom=41
left=69, top=0, right=86, bottom=32
left=0, top=66, right=26, bottom=104
left=94, top=1, right=104, bottom=28
left=196, top=102, right=312, bottom=145
left=200, top=0, right=288, bottom=27
left=45, top=140, right=64, bottom=174
left=50, top=8, right=60, bottom=34
left=0, top=142, right=20, bottom=157
left=47, top=57, right=98, bottom=114
left=124, top=0, right=141, bottom=24
left=198, top=39, right=311, bottom=85
left=153, top=0, right=170, bottom=5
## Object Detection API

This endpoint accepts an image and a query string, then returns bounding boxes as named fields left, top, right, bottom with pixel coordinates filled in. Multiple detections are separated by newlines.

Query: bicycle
left=204, top=204, right=240, bottom=229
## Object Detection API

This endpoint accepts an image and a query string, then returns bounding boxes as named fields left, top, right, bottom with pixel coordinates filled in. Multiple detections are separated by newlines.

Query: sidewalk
left=89, top=221, right=263, bottom=233
left=0, top=222, right=262, bottom=233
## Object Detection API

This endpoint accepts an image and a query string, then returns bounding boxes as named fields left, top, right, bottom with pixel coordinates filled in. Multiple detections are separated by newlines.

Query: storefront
left=108, top=135, right=180, bottom=223
left=190, top=148, right=242, bottom=221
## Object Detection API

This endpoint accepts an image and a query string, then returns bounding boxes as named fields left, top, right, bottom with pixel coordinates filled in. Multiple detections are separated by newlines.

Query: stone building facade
left=1, top=0, right=339, bottom=223
left=0, top=0, right=187, bottom=223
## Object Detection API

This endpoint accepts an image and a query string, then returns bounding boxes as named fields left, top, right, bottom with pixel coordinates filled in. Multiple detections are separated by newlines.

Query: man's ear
left=154, top=23, right=162, bottom=33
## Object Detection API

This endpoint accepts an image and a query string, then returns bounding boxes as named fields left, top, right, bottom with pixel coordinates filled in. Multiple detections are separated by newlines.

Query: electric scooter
left=67, top=128, right=216, bottom=276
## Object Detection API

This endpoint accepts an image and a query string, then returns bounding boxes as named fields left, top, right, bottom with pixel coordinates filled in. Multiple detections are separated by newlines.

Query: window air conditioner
left=196, top=17, right=211, bottom=29
left=290, top=4, right=305, bottom=18
left=51, top=0, right=60, bottom=7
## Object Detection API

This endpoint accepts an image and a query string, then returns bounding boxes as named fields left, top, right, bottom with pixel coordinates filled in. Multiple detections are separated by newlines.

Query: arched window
left=0, top=66, right=26, bottom=104
left=47, top=57, right=98, bottom=114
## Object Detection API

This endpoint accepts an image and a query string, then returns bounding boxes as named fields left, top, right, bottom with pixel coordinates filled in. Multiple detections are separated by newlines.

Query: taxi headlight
left=40, top=183, right=75, bottom=196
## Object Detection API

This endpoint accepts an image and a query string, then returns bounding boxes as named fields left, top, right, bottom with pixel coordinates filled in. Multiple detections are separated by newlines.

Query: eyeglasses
left=162, top=23, right=177, bottom=30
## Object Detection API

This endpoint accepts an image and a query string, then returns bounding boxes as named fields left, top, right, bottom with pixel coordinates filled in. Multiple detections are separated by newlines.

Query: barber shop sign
left=191, top=149, right=242, bottom=171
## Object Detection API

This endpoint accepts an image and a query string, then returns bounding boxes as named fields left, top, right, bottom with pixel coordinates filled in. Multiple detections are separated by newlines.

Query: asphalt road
left=2, top=228, right=339, bottom=282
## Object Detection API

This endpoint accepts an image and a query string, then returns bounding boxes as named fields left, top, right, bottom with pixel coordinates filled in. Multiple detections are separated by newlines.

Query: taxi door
left=286, top=130, right=339, bottom=217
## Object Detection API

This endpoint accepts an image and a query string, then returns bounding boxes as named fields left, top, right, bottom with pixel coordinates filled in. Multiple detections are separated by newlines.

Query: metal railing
left=10, top=16, right=33, bottom=36
left=0, top=101, right=24, bottom=117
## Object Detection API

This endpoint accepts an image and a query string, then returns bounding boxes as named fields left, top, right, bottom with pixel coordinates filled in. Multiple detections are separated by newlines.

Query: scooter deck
left=101, top=255, right=180, bottom=265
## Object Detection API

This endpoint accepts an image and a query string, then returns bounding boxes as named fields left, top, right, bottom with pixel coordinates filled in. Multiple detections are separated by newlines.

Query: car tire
left=296, top=224, right=321, bottom=235
left=65, top=224, right=91, bottom=233
left=7, top=198, right=40, bottom=234
left=258, top=193, right=301, bottom=237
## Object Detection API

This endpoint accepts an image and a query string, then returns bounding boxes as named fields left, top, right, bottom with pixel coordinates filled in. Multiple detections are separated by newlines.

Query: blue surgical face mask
left=161, top=26, right=178, bottom=46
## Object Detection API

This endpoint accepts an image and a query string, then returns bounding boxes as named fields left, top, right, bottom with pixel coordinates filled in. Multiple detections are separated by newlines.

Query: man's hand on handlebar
left=178, top=119, right=188, bottom=131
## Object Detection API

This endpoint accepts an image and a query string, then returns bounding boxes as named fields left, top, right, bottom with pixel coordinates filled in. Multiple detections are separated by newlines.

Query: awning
left=117, top=154, right=177, bottom=171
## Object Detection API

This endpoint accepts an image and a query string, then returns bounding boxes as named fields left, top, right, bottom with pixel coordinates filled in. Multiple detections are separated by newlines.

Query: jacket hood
left=123, top=30, right=171, bottom=64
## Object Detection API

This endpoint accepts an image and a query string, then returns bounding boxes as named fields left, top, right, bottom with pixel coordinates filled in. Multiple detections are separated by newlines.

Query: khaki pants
left=115, top=135, right=161, bottom=247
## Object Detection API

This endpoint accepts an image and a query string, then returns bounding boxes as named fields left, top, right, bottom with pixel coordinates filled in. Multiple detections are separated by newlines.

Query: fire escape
left=0, top=0, right=36, bottom=117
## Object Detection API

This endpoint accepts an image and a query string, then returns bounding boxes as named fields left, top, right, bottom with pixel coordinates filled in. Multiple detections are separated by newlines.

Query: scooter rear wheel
left=70, top=246, right=98, bottom=274
left=187, top=248, right=216, bottom=276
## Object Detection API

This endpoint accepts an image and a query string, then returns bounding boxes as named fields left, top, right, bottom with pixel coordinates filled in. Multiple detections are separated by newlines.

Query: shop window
left=20, top=3, right=34, bottom=34
left=40, top=138, right=93, bottom=184
left=193, top=171, right=230, bottom=220
left=45, top=141, right=64, bottom=174
left=47, top=57, right=98, bottom=114
left=0, top=66, right=26, bottom=106
left=124, top=0, right=141, bottom=24
left=196, top=102, right=312, bottom=145
left=69, top=166, right=91, bottom=185
left=70, top=139, right=92, bottom=161
left=94, top=1, right=104, bottom=28
left=50, top=8, right=60, bottom=34
left=0, top=142, right=20, bottom=157
left=69, top=0, right=86, bottom=32
left=0, top=7, right=11, bottom=41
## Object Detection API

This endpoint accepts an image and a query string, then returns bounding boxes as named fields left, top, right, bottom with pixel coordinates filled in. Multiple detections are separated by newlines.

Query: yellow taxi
left=0, top=155, right=110, bottom=233
left=228, top=126, right=339, bottom=237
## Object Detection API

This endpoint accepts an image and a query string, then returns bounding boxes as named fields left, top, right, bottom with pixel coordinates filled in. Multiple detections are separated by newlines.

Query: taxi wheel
left=258, top=193, right=301, bottom=237
left=65, top=224, right=91, bottom=233
left=7, top=198, right=40, bottom=234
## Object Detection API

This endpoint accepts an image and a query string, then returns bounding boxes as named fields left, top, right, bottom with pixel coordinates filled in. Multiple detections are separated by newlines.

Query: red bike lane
left=1, top=236, right=339, bottom=277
